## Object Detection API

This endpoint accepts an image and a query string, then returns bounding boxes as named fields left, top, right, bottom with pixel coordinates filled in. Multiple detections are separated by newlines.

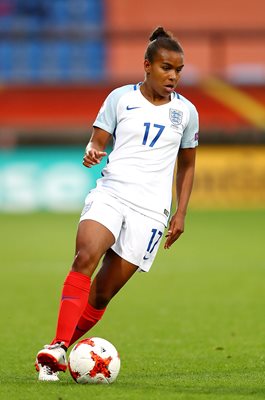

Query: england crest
left=169, top=108, right=183, bottom=126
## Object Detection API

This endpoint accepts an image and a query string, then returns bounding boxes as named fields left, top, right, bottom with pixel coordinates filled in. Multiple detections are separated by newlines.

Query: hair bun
left=149, top=26, right=171, bottom=41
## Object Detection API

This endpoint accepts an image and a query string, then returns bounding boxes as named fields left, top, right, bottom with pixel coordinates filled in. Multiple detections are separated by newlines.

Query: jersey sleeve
left=180, top=102, right=199, bottom=149
left=93, top=85, right=133, bottom=135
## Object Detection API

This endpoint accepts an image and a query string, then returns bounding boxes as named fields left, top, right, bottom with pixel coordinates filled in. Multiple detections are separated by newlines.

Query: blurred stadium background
left=0, top=0, right=264, bottom=212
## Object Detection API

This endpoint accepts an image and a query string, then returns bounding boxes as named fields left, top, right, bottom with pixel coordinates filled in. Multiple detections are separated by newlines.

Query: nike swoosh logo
left=61, top=296, right=79, bottom=301
left=143, top=255, right=149, bottom=260
left=126, top=106, right=141, bottom=110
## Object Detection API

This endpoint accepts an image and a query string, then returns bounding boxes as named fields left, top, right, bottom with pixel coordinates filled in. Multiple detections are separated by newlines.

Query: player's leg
left=36, top=191, right=123, bottom=379
left=51, top=220, right=115, bottom=346
left=69, top=249, right=137, bottom=345
left=36, top=220, right=115, bottom=377
left=69, top=207, right=165, bottom=346
left=89, top=248, right=138, bottom=308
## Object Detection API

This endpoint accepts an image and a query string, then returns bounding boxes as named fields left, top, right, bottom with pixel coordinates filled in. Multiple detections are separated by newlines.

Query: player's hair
left=145, top=26, right=183, bottom=62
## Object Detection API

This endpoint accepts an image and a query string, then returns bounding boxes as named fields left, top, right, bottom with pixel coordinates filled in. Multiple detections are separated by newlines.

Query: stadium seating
left=0, top=0, right=105, bottom=82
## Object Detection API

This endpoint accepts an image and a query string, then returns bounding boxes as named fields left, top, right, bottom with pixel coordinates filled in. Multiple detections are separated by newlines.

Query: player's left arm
left=164, top=147, right=196, bottom=249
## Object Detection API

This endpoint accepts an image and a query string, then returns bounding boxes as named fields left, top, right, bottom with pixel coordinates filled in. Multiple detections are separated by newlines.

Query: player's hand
left=83, top=147, right=107, bottom=168
left=164, top=212, right=185, bottom=249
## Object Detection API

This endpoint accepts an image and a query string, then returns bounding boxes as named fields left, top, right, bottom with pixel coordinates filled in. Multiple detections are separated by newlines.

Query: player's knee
left=72, top=248, right=98, bottom=276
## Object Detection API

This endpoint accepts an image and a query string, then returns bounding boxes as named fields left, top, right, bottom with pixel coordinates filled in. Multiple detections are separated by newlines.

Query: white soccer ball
left=68, top=337, right=121, bottom=384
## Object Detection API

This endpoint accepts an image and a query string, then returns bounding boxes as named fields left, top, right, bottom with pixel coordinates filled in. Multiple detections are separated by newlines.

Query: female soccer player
left=36, top=26, right=199, bottom=381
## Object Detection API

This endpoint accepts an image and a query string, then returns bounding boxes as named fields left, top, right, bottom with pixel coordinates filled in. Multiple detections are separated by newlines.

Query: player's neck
left=140, top=82, right=171, bottom=106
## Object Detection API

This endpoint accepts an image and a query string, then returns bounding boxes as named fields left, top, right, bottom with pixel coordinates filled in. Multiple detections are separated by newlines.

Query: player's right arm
left=83, top=85, right=132, bottom=168
left=83, top=127, right=111, bottom=168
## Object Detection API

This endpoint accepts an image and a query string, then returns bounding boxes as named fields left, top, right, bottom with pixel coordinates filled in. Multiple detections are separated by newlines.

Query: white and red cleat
left=36, top=362, right=60, bottom=381
left=36, top=342, right=67, bottom=376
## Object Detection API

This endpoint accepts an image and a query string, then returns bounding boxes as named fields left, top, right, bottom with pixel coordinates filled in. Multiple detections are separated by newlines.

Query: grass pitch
left=0, top=210, right=265, bottom=400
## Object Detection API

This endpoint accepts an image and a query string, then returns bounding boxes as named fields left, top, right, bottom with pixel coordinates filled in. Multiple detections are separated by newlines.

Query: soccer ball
left=68, top=337, right=121, bottom=384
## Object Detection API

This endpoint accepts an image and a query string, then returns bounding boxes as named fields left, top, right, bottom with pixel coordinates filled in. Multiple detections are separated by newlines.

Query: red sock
left=51, top=271, right=91, bottom=348
left=69, top=303, right=106, bottom=347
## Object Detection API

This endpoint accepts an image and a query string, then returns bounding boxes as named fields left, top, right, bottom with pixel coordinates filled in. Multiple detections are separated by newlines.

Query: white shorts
left=80, top=190, right=165, bottom=272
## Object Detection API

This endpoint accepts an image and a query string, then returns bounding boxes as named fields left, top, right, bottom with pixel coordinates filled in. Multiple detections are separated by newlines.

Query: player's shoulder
left=107, top=84, right=138, bottom=102
left=174, top=92, right=198, bottom=115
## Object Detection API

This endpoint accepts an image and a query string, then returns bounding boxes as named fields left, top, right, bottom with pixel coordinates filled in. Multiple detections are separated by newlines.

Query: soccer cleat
left=36, top=363, right=60, bottom=381
left=36, top=342, right=67, bottom=373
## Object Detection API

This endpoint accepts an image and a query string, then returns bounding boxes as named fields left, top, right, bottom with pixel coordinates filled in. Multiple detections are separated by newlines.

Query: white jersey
left=93, top=83, right=199, bottom=226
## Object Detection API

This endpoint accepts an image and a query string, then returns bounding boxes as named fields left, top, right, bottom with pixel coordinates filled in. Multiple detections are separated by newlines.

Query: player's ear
left=144, top=59, right=152, bottom=74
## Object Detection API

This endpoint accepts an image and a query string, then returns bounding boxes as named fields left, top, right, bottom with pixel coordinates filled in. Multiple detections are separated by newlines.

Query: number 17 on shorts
left=140, top=227, right=164, bottom=272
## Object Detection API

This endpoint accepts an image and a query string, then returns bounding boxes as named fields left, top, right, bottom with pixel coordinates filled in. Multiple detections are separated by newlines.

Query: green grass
left=0, top=210, right=265, bottom=400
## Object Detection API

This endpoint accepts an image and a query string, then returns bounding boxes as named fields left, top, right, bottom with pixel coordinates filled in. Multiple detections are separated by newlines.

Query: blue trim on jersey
left=134, top=82, right=143, bottom=90
left=176, top=93, right=180, bottom=99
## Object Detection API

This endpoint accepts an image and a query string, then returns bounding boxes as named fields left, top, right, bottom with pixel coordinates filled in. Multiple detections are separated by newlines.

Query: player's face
left=144, top=49, right=184, bottom=98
